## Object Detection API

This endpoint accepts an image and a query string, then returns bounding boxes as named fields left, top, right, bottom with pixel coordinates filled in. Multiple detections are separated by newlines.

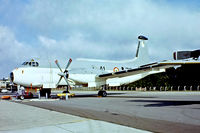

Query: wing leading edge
left=97, top=60, right=200, bottom=79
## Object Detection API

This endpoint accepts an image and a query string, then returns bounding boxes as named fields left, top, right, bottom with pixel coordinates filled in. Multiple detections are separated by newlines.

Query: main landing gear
left=98, top=90, right=107, bottom=97
left=98, top=85, right=108, bottom=97
left=98, top=86, right=107, bottom=97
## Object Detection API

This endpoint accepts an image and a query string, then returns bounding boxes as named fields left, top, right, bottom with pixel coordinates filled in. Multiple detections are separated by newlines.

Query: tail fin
left=135, top=35, right=150, bottom=65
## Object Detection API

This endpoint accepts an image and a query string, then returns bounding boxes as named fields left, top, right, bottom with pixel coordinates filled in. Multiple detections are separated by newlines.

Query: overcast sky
left=0, top=0, right=200, bottom=78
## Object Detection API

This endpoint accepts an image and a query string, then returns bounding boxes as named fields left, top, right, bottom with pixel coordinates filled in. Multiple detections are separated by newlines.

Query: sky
left=0, top=0, right=200, bottom=78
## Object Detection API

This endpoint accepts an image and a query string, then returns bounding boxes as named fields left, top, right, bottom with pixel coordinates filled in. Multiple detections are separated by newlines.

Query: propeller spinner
left=55, top=58, right=72, bottom=88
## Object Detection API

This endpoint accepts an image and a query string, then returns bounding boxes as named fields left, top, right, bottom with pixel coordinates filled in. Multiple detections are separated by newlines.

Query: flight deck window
left=31, top=62, right=39, bottom=67
left=32, top=62, right=36, bottom=67
left=22, top=62, right=28, bottom=66
left=33, top=62, right=39, bottom=67
left=36, top=62, right=39, bottom=67
left=22, top=61, right=39, bottom=67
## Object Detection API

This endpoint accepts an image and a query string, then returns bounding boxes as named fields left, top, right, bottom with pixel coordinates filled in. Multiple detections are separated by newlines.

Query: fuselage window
left=100, top=66, right=105, bottom=70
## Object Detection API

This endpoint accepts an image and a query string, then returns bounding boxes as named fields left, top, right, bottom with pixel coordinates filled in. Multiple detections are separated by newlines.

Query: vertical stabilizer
left=135, top=35, right=150, bottom=65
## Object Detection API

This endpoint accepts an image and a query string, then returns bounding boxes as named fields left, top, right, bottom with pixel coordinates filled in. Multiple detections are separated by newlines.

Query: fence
left=71, top=85, right=200, bottom=91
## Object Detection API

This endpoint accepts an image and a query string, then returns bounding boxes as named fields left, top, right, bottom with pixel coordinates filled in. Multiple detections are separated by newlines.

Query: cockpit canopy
left=22, top=59, right=39, bottom=67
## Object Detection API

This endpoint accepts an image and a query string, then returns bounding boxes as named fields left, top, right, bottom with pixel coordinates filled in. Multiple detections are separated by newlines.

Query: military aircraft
left=10, top=35, right=200, bottom=97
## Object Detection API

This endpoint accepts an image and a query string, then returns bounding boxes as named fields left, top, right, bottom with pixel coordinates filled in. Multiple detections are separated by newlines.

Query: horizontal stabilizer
left=173, top=50, right=200, bottom=60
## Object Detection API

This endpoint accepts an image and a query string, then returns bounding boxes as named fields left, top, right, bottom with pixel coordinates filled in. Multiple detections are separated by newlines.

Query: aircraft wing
left=97, top=60, right=200, bottom=79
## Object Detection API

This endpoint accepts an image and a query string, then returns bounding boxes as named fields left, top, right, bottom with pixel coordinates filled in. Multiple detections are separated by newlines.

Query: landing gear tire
left=98, top=90, right=107, bottom=97
left=20, top=95, right=24, bottom=100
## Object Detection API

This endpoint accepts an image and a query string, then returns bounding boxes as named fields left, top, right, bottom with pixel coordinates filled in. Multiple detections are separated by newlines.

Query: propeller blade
left=65, top=58, right=72, bottom=70
left=55, top=59, right=72, bottom=90
left=55, top=60, right=63, bottom=72
left=63, top=75, right=70, bottom=88
left=56, top=77, right=63, bottom=86
left=58, top=72, right=65, bottom=77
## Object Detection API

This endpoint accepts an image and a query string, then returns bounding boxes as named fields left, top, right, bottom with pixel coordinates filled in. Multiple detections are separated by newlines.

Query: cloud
left=0, top=26, right=32, bottom=61
left=0, top=0, right=200, bottom=77
left=39, top=36, right=57, bottom=48
left=37, top=33, right=136, bottom=61
left=0, top=26, right=36, bottom=77
left=21, top=0, right=200, bottom=59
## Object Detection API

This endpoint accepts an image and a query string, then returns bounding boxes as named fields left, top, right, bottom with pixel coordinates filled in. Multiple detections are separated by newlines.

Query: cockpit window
left=32, top=62, right=39, bottom=67
left=32, top=62, right=36, bottom=66
left=22, top=62, right=28, bottom=65
left=22, top=61, right=39, bottom=67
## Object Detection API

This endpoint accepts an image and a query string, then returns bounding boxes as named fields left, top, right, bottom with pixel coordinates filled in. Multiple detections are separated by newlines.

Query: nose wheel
left=66, top=85, right=70, bottom=93
left=98, top=90, right=107, bottom=97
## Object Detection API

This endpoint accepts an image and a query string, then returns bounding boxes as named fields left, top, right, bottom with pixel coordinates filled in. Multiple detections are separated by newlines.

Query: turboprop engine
left=55, top=58, right=72, bottom=89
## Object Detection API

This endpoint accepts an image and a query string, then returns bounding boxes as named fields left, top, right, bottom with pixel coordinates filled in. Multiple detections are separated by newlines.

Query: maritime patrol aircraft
left=10, top=35, right=200, bottom=97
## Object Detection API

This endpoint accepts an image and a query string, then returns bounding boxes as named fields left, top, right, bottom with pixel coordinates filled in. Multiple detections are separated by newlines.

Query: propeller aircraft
left=10, top=35, right=200, bottom=97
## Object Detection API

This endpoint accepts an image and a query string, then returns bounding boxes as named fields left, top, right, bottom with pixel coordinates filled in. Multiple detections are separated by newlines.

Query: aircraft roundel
left=113, top=67, right=119, bottom=72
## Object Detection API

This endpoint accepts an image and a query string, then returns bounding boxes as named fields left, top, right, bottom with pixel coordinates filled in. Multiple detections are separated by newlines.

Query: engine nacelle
left=173, top=50, right=200, bottom=60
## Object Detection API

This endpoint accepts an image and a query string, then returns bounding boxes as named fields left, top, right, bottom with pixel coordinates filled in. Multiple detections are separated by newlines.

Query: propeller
left=55, top=58, right=72, bottom=88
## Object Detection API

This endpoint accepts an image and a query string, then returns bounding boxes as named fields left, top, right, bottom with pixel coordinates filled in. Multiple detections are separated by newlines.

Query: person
left=16, top=86, right=25, bottom=99
left=21, top=86, right=25, bottom=95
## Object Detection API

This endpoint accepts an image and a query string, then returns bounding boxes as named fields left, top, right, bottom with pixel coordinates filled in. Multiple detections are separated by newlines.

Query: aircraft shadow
left=108, top=95, right=157, bottom=98
left=73, top=93, right=126, bottom=98
left=67, top=92, right=157, bottom=98
left=73, top=94, right=97, bottom=97
left=126, top=100, right=200, bottom=107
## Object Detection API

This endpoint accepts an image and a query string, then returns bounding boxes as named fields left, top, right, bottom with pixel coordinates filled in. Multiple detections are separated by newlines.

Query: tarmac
left=1, top=91, right=200, bottom=133
left=20, top=91, right=200, bottom=133
left=0, top=100, right=150, bottom=133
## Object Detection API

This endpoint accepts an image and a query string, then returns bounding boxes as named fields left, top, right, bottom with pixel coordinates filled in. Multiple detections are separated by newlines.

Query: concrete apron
left=0, top=100, right=150, bottom=133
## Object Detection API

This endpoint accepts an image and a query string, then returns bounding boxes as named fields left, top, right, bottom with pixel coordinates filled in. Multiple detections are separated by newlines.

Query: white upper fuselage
left=11, top=36, right=162, bottom=88
left=11, top=57, right=147, bottom=88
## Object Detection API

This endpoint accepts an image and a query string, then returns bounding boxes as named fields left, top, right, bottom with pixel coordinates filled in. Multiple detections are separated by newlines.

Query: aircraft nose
left=10, top=72, right=14, bottom=82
